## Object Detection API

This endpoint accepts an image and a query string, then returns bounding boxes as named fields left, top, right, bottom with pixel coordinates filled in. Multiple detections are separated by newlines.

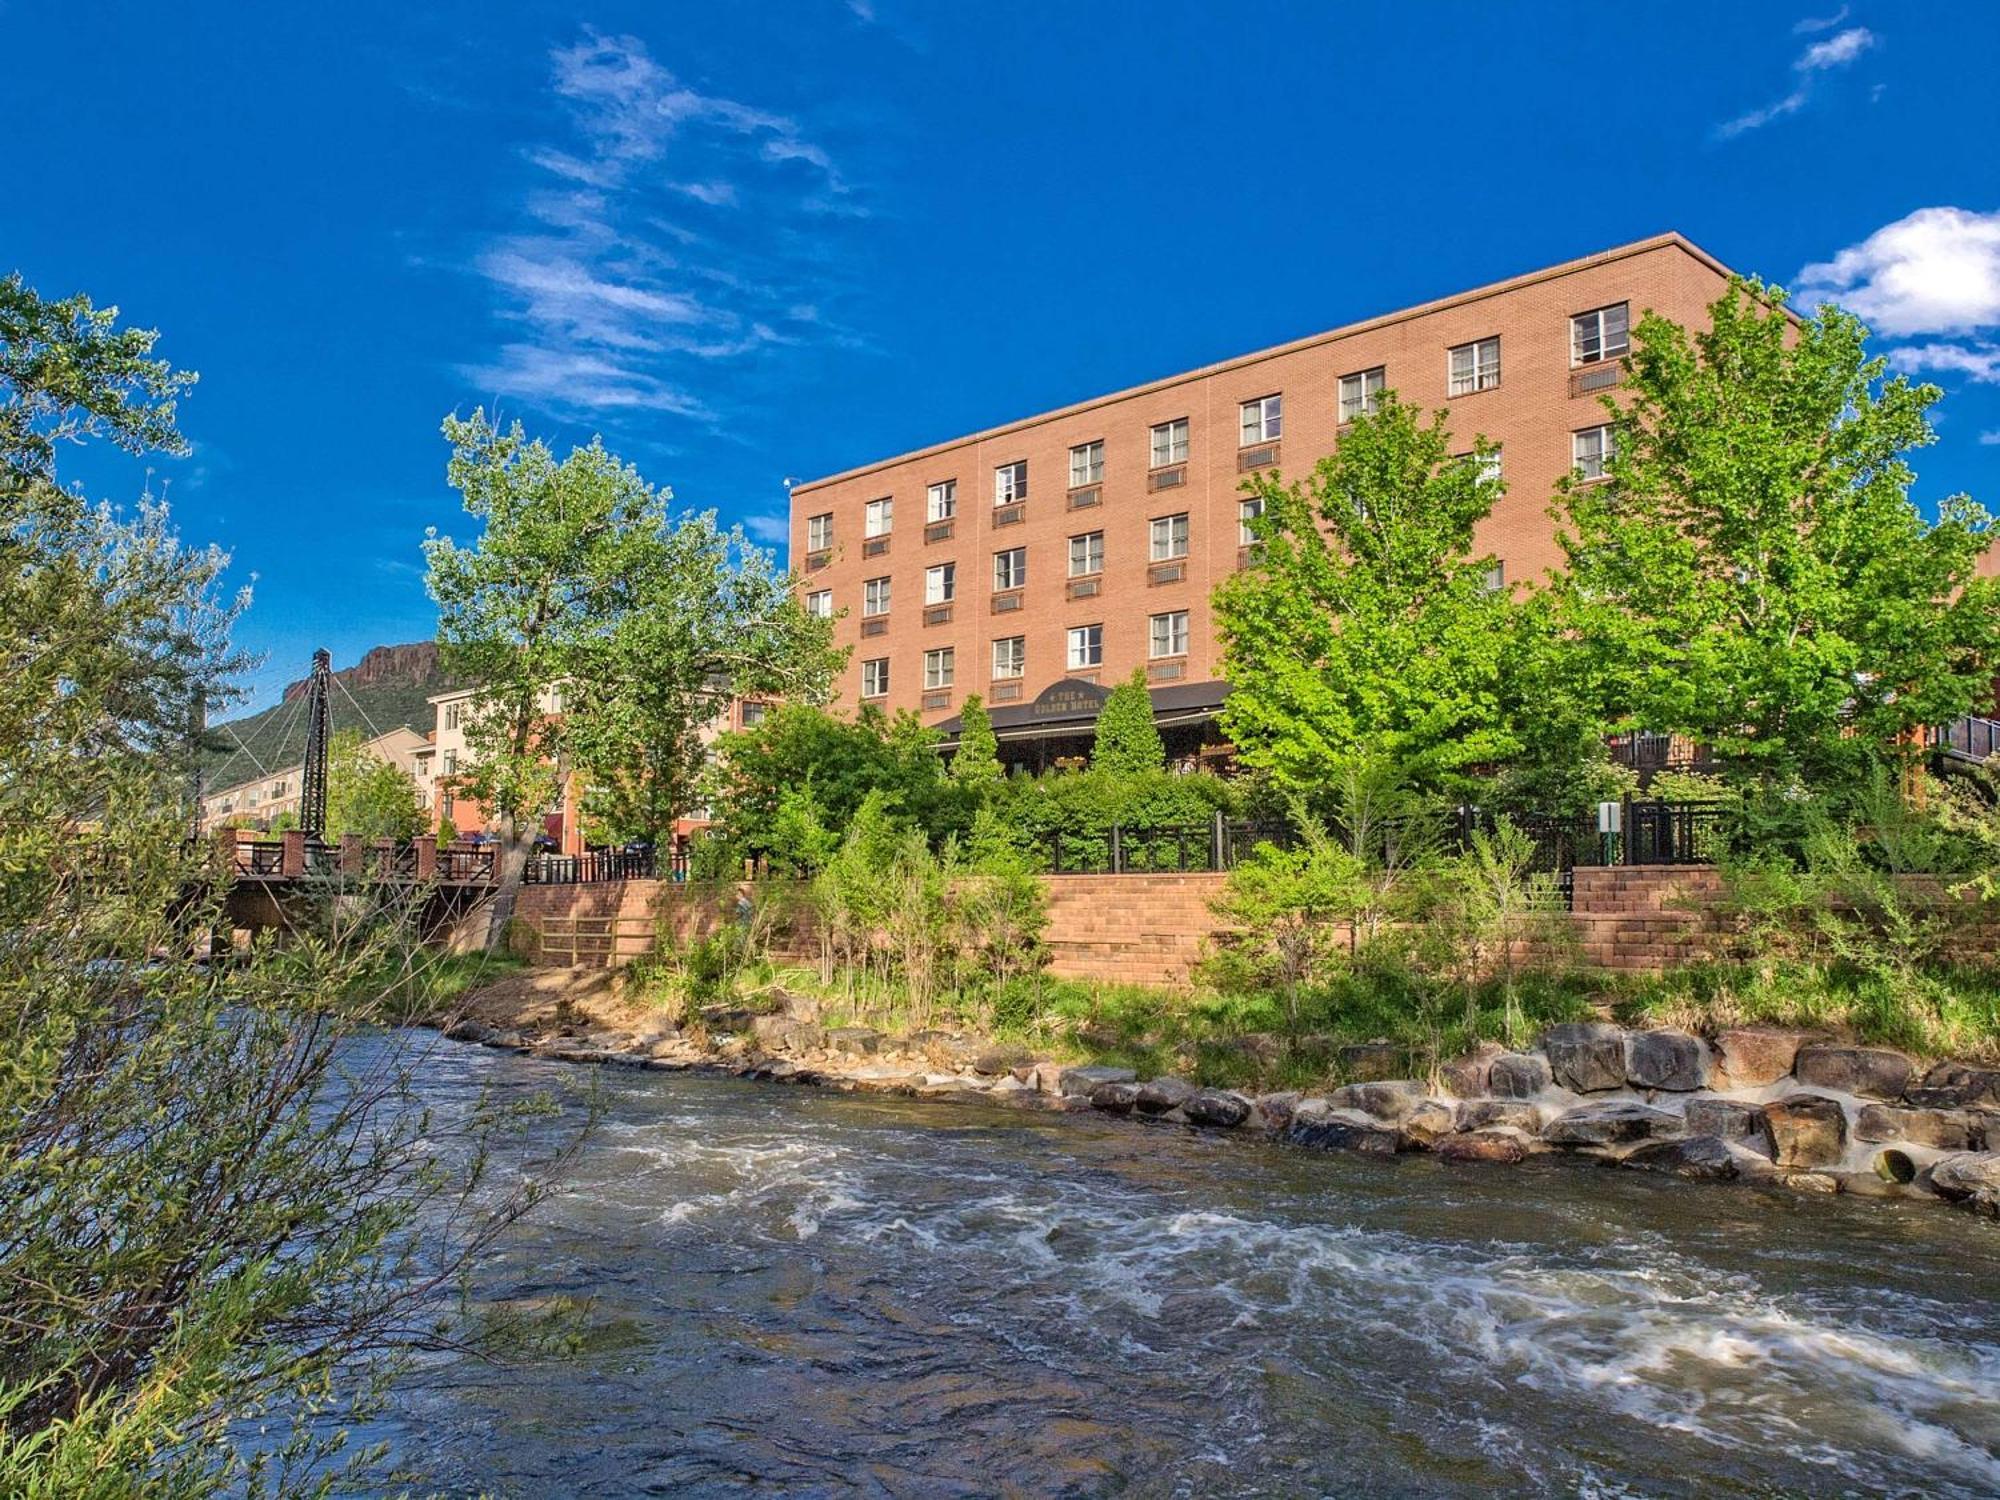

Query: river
left=372, top=1036, right=2000, bottom=1498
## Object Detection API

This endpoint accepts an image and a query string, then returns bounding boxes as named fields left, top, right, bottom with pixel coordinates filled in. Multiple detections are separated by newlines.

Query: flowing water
left=374, top=1037, right=2000, bottom=1498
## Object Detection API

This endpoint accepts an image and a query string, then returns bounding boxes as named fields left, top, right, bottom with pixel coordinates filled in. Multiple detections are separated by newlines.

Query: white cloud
left=1887, top=343, right=2000, bottom=385
left=1980, top=430, right=2000, bottom=446
left=741, top=513, right=790, bottom=544
left=1795, top=207, right=2000, bottom=335
left=1794, top=6, right=1849, bottom=32
left=1716, top=23, right=1874, bottom=138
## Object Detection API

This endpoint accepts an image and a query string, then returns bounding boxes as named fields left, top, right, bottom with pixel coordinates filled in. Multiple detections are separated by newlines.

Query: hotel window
left=807, top=513, right=833, bottom=550
left=861, top=657, right=889, bottom=697
left=444, top=702, right=462, bottom=731
left=1067, top=624, right=1104, bottom=670
left=1573, top=425, right=1614, bottom=481
left=993, top=546, right=1027, bottom=591
left=1457, top=447, right=1504, bottom=487
left=1069, top=439, right=1104, bottom=487
left=992, top=635, right=1026, bottom=679
left=442, top=749, right=458, bottom=775
left=1483, top=561, right=1506, bottom=593
left=1338, top=367, right=1385, bottom=423
left=1448, top=337, right=1501, bottom=396
left=739, top=701, right=768, bottom=728
left=925, top=562, right=956, bottom=605
left=1150, top=512, right=1190, bottom=561
left=926, top=479, right=957, bottom=522
left=1149, top=417, right=1190, bottom=468
left=805, top=588, right=833, bottom=618
left=923, top=648, right=955, bottom=691
left=1238, top=496, right=1265, bottom=547
left=864, top=496, right=893, bottom=537
left=1239, top=393, right=1282, bottom=444
left=994, top=460, right=1028, bottom=505
left=1571, top=302, right=1630, bottom=366
left=1068, top=531, right=1104, bottom=577
left=863, top=576, right=891, bottom=616
left=1149, top=610, right=1190, bottom=659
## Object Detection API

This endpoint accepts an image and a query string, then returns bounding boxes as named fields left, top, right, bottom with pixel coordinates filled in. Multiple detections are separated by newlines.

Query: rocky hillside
left=201, top=642, right=452, bottom=788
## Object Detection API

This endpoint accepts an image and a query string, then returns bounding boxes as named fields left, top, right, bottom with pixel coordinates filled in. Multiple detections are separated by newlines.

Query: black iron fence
left=439, top=844, right=498, bottom=883
left=524, top=848, right=689, bottom=885
left=1044, top=817, right=1292, bottom=875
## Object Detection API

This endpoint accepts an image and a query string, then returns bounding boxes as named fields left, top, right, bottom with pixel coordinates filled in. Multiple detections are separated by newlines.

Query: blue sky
left=4, top=2, right=1998, bottom=709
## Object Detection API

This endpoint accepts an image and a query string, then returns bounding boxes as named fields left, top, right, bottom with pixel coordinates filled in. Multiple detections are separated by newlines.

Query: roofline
left=792, top=232, right=1739, bottom=497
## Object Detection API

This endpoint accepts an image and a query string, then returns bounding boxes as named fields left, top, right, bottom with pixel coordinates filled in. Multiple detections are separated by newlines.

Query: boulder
left=1488, top=1052, right=1553, bottom=1099
left=1792, top=1044, right=1912, bottom=1100
left=1287, top=1111, right=1400, bottom=1155
left=444, top=1019, right=493, bottom=1043
left=1058, top=1065, right=1137, bottom=1099
left=1624, top=1029, right=1709, bottom=1092
left=1542, top=1101, right=1683, bottom=1148
left=1436, top=1129, right=1528, bottom=1165
left=700, top=1006, right=762, bottom=1035
left=1854, top=1103, right=1982, bottom=1151
left=1327, top=1080, right=1429, bottom=1122
left=1928, top=1151, right=2000, bottom=1203
left=1622, top=1135, right=1739, bottom=1181
left=1764, top=1094, right=1848, bottom=1169
left=1907, top=1062, right=2000, bottom=1109
left=1439, top=1041, right=1506, bottom=1098
left=1396, top=1100, right=1457, bottom=1151
left=971, top=1044, right=1036, bottom=1077
left=825, top=1026, right=882, bottom=1057
left=751, top=1015, right=825, bottom=1053
left=1338, top=1041, right=1406, bottom=1081
left=1455, top=1098, right=1542, bottom=1133
left=1775, top=1169, right=1842, bottom=1195
left=1253, top=1092, right=1302, bottom=1130
left=1543, top=1022, right=1628, bottom=1093
left=1135, top=1076, right=1199, bottom=1116
left=1184, top=1089, right=1253, bottom=1128
left=1088, top=1080, right=1140, bottom=1114
left=1685, top=1097, right=1773, bottom=1155
left=1710, top=1028, right=1813, bottom=1090
left=1216, top=1033, right=1283, bottom=1069
left=845, top=1063, right=924, bottom=1089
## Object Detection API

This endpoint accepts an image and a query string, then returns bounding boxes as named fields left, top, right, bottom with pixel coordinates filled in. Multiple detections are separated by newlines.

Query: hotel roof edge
left=792, top=232, right=1739, bottom=498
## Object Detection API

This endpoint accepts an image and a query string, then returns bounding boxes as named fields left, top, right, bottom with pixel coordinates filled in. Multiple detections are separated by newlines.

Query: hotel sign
left=1029, top=678, right=1110, bottom=721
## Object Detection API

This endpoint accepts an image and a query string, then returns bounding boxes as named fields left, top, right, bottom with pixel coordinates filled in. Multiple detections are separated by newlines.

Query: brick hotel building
left=788, top=234, right=1740, bottom=763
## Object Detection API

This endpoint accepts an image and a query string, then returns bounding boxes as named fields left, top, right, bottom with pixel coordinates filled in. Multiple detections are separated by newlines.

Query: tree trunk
left=483, top=811, right=533, bottom=954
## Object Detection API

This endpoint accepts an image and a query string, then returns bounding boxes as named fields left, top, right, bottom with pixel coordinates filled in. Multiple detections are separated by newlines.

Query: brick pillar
left=339, top=833, right=364, bottom=876
left=412, top=834, right=438, bottom=881
left=280, top=828, right=307, bottom=879
left=213, top=827, right=240, bottom=878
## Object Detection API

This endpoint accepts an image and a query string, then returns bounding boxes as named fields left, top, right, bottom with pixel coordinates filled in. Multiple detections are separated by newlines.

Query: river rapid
left=373, top=1036, right=2000, bottom=1498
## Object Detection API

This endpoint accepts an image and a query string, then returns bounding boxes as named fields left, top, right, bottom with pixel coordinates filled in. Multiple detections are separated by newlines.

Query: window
left=1571, top=303, right=1629, bottom=366
left=1457, top=447, right=1503, bottom=487
left=1240, top=393, right=1282, bottom=444
left=1483, top=561, right=1506, bottom=593
left=1238, top=496, right=1265, bottom=547
left=861, top=658, right=889, bottom=697
left=926, top=479, right=956, bottom=522
left=994, top=460, right=1028, bottom=505
left=925, top=562, right=956, bottom=605
left=1069, top=440, right=1104, bottom=487
left=807, top=513, right=833, bottom=550
left=992, top=636, right=1026, bottom=679
left=442, top=749, right=458, bottom=775
left=993, top=547, right=1027, bottom=591
left=864, top=576, right=892, bottom=616
left=1067, top=624, right=1104, bottom=669
left=1573, top=425, right=1614, bottom=481
left=1068, top=531, right=1104, bottom=577
left=1149, top=610, right=1190, bottom=658
left=1448, top=337, right=1501, bottom=396
left=739, top=701, right=768, bottom=728
left=805, top=589, right=833, bottom=618
left=923, top=648, right=955, bottom=691
left=1150, top=512, right=1190, bottom=561
left=1149, top=417, right=1190, bottom=468
left=864, top=496, right=893, bottom=537
left=1339, top=367, right=1385, bottom=422
left=444, top=702, right=462, bottom=731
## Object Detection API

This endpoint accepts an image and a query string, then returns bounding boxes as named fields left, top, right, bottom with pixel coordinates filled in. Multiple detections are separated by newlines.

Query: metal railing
left=235, top=839, right=285, bottom=877
left=1044, top=817, right=1292, bottom=875
left=439, top=845, right=497, bottom=883
left=1935, top=715, right=2000, bottom=764
left=524, top=848, right=689, bottom=885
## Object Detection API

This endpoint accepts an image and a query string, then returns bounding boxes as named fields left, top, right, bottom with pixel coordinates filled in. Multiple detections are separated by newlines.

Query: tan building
left=788, top=233, right=1739, bottom=759
left=201, top=724, right=429, bottom=830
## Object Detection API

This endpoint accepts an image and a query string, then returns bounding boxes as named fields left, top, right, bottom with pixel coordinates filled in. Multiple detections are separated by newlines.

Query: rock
left=1928, top=1151, right=2000, bottom=1202
left=1711, top=1028, right=1814, bottom=1090
left=1624, top=1030, right=1709, bottom=1092
left=700, top=1006, right=762, bottom=1034
left=1338, top=1042, right=1406, bottom=1081
left=1685, top=1097, right=1773, bottom=1155
left=1184, top=1089, right=1253, bottom=1128
left=485, top=1029, right=526, bottom=1050
left=1287, top=1111, right=1400, bottom=1155
left=1792, top=1044, right=1912, bottom=1100
left=444, top=1019, right=493, bottom=1043
left=1058, top=1065, right=1137, bottom=1099
left=1854, top=1103, right=1982, bottom=1151
left=1215, top=1033, right=1284, bottom=1069
left=1439, top=1041, right=1505, bottom=1098
left=1436, top=1129, right=1528, bottom=1165
left=1543, top=1023, right=1628, bottom=1093
left=1542, top=1101, right=1683, bottom=1148
left=1775, top=1170, right=1842, bottom=1195
left=1253, top=1092, right=1302, bottom=1130
left=1455, top=1098, right=1542, bottom=1133
left=844, top=1063, right=923, bottom=1089
left=1907, top=1062, right=2000, bottom=1109
left=1622, top=1135, right=1739, bottom=1181
left=1764, top=1094, right=1848, bottom=1169
left=1489, top=1052, right=1553, bottom=1098
left=751, top=1015, right=824, bottom=1053
left=971, top=1044, right=1035, bottom=1077
left=1326, top=1080, right=1428, bottom=1122
left=825, top=1026, right=882, bottom=1057
left=1088, top=1080, right=1140, bottom=1114
left=1396, top=1100, right=1457, bottom=1151
left=1135, top=1077, right=1198, bottom=1116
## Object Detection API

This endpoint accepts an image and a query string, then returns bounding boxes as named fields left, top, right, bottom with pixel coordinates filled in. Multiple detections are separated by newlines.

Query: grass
left=360, top=949, right=528, bottom=1024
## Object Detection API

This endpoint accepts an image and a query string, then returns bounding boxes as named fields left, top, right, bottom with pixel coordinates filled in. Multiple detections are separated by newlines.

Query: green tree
left=1092, top=668, right=1164, bottom=778
left=1216, top=394, right=1521, bottom=799
left=425, top=410, right=837, bottom=946
left=1553, top=279, right=2000, bottom=789
left=324, top=728, right=427, bottom=841
left=950, top=693, right=1004, bottom=788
